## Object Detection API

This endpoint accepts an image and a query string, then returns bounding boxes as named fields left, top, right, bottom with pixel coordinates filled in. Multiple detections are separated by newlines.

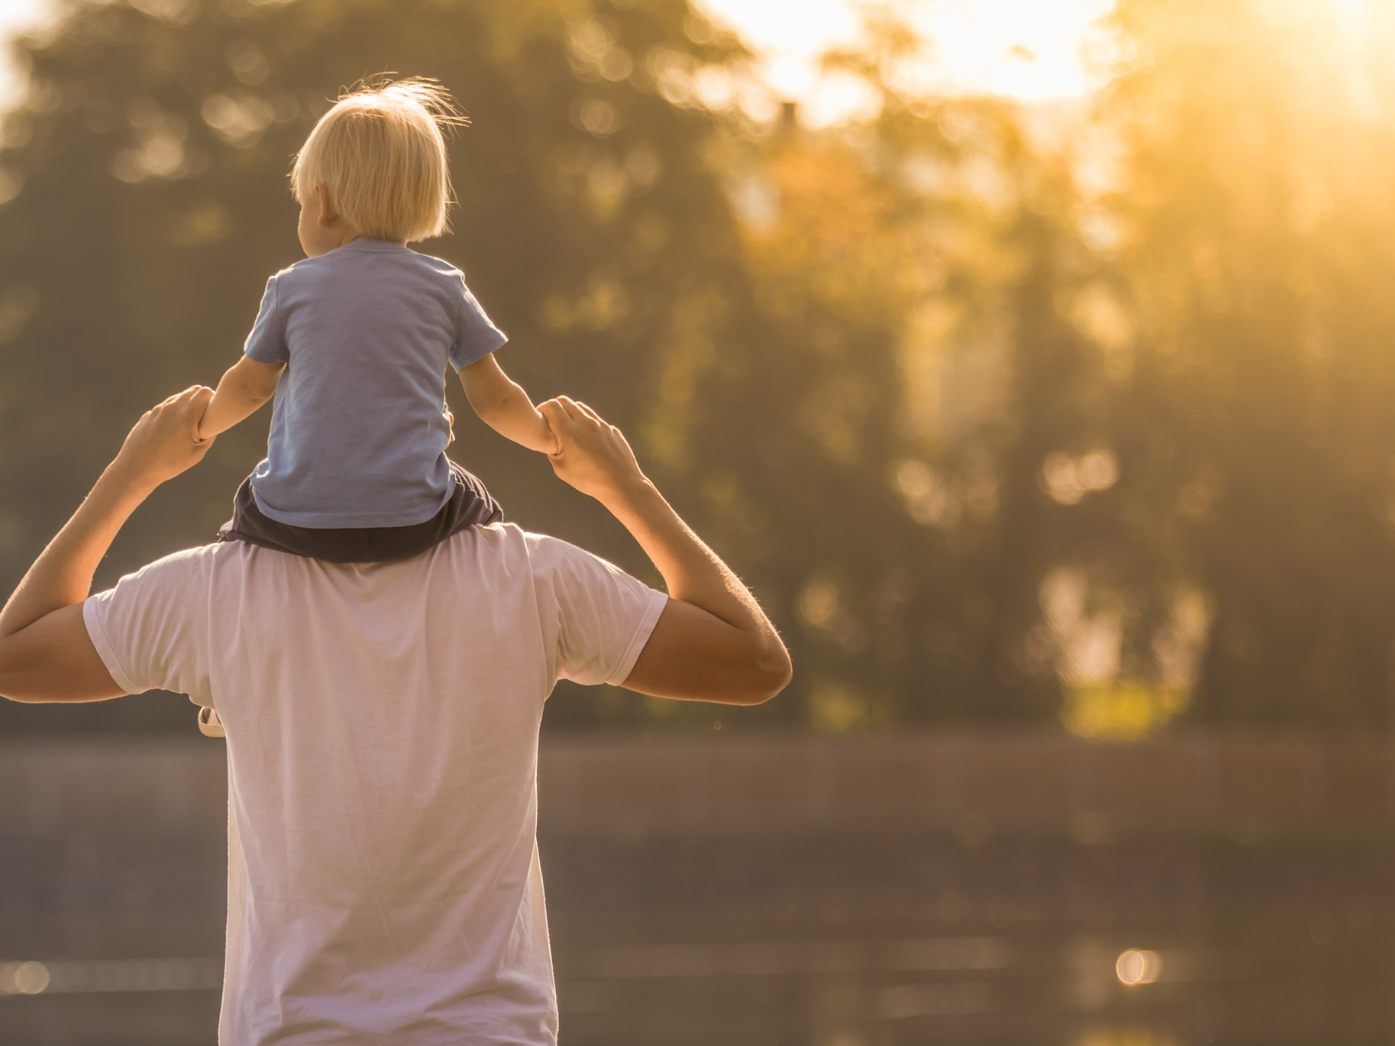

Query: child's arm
left=197, top=356, right=284, bottom=442
left=459, top=353, right=557, bottom=454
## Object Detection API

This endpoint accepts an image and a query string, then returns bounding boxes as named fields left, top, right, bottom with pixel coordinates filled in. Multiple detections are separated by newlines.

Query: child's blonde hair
left=290, top=75, right=468, bottom=243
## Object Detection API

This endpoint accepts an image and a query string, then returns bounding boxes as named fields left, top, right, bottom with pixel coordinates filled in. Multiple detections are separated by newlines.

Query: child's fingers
left=553, top=397, right=605, bottom=432
left=146, top=387, right=210, bottom=438
left=542, top=396, right=614, bottom=461
left=563, top=397, right=597, bottom=421
left=538, top=400, right=576, bottom=446
left=536, top=407, right=561, bottom=456
left=165, top=385, right=212, bottom=420
left=166, top=385, right=210, bottom=409
left=538, top=398, right=568, bottom=426
left=535, top=396, right=574, bottom=429
left=573, top=400, right=605, bottom=425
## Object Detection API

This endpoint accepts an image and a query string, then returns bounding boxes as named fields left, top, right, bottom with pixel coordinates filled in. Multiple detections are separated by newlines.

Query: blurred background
left=1, top=0, right=1394, bottom=1042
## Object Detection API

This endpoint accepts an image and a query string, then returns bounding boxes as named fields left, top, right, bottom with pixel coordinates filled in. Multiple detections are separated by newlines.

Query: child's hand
left=539, top=396, right=644, bottom=504
left=539, top=410, right=560, bottom=457
left=194, top=402, right=214, bottom=445
left=444, top=408, right=457, bottom=446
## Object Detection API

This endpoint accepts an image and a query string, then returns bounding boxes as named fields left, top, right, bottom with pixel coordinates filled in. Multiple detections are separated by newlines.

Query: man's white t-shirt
left=81, top=523, right=667, bottom=1045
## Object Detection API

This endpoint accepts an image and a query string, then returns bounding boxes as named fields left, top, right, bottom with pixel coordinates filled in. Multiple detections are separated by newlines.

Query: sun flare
left=696, top=0, right=1117, bottom=123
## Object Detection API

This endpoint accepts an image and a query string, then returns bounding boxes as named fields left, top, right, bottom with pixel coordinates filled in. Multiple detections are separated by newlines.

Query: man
left=0, top=386, right=791, bottom=1044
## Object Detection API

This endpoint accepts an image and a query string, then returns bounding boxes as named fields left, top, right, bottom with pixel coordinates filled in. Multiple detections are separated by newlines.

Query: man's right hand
left=539, top=396, right=647, bottom=505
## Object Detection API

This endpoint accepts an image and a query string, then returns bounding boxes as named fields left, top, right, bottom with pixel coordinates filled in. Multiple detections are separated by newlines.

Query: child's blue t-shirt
left=241, top=237, right=507, bottom=529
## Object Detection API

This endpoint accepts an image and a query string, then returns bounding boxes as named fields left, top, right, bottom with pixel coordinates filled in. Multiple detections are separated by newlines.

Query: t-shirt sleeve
left=81, top=548, right=214, bottom=704
left=243, top=275, right=289, bottom=365
left=527, top=533, right=668, bottom=687
left=449, top=275, right=508, bottom=372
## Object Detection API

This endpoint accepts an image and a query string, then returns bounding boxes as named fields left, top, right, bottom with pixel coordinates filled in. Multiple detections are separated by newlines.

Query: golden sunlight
left=697, top=0, right=1116, bottom=121
left=696, top=0, right=1380, bottom=124
left=0, top=0, right=49, bottom=99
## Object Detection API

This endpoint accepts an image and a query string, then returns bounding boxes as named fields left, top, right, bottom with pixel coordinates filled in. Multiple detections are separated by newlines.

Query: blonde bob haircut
left=291, top=75, right=468, bottom=243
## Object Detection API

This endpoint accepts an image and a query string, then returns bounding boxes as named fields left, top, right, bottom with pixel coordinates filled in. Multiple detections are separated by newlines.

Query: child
left=192, top=76, right=554, bottom=736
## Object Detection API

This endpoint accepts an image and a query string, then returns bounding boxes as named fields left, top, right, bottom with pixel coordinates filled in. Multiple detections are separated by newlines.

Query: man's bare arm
left=539, top=396, right=791, bottom=705
left=0, top=386, right=214, bottom=701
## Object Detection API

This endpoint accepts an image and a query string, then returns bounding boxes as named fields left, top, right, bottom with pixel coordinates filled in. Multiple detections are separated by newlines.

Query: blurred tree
left=681, top=15, right=1110, bottom=728
left=5, top=0, right=1391, bottom=736
left=0, top=0, right=758, bottom=732
left=1099, top=0, right=1395, bottom=725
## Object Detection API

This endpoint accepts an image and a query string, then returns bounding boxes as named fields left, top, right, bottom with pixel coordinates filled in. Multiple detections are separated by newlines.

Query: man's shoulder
left=504, top=527, right=645, bottom=587
left=114, top=539, right=302, bottom=584
left=120, top=541, right=225, bottom=578
left=442, top=524, right=621, bottom=579
left=86, top=542, right=223, bottom=618
left=450, top=522, right=561, bottom=562
left=202, top=526, right=542, bottom=573
left=111, top=528, right=606, bottom=582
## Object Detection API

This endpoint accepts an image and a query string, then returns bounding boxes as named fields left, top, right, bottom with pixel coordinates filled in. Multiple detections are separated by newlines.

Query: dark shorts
left=217, top=460, right=504, bottom=564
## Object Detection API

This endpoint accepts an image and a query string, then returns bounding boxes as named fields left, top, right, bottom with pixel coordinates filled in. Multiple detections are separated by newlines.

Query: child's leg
left=216, top=462, right=504, bottom=564
left=444, top=459, right=505, bottom=527
left=216, top=475, right=376, bottom=561
left=334, top=459, right=504, bottom=562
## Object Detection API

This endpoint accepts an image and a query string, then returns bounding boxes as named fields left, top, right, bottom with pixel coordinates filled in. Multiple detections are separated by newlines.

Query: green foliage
left=1, top=0, right=1392, bottom=733
left=1099, top=0, right=1395, bottom=724
left=0, top=0, right=754, bottom=732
